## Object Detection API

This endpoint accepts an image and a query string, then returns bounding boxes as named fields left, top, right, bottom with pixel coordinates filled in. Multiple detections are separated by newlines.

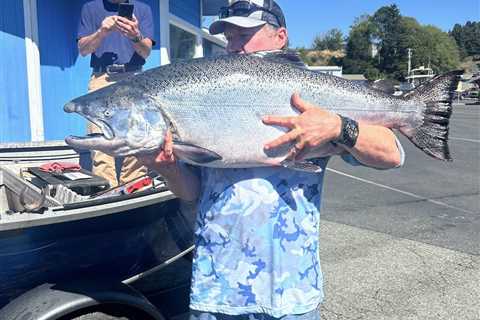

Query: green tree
left=400, top=17, right=460, bottom=74
left=343, top=6, right=461, bottom=80
left=450, top=21, right=480, bottom=58
left=343, top=15, right=378, bottom=77
left=371, top=4, right=408, bottom=79
left=313, top=28, right=344, bottom=51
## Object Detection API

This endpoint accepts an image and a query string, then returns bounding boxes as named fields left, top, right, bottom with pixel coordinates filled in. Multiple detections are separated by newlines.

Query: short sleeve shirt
left=78, top=0, right=155, bottom=65
left=190, top=163, right=328, bottom=318
left=190, top=137, right=405, bottom=317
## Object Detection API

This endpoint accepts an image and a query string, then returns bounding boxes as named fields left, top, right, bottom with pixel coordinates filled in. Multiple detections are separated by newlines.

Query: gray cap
left=209, top=0, right=286, bottom=35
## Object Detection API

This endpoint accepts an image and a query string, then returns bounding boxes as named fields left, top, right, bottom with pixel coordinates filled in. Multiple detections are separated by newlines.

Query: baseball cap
left=209, top=0, right=286, bottom=35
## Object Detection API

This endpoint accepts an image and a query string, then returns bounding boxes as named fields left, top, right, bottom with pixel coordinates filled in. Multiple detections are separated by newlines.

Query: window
left=203, top=38, right=226, bottom=57
left=170, top=24, right=196, bottom=61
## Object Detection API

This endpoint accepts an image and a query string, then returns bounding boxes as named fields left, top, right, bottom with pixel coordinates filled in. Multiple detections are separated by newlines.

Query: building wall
left=170, top=0, right=201, bottom=27
left=0, top=0, right=31, bottom=142
left=0, top=0, right=206, bottom=143
left=37, top=0, right=161, bottom=141
left=37, top=0, right=91, bottom=141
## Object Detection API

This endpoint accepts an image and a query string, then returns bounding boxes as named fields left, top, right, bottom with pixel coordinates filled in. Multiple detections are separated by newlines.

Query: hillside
left=298, top=49, right=345, bottom=66
left=460, top=55, right=480, bottom=75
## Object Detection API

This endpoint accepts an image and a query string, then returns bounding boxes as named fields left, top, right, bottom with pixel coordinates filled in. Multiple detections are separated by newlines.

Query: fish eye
left=104, top=109, right=113, bottom=118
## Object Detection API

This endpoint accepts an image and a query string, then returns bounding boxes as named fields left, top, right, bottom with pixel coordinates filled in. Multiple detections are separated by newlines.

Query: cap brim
left=209, top=16, right=267, bottom=35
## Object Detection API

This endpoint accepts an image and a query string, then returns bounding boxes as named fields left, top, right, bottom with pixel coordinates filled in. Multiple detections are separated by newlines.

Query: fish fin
left=400, top=70, right=463, bottom=161
left=173, top=142, right=222, bottom=164
left=470, top=75, right=480, bottom=87
left=369, top=79, right=396, bottom=95
left=280, top=159, right=323, bottom=173
left=254, top=50, right=306, bottom=68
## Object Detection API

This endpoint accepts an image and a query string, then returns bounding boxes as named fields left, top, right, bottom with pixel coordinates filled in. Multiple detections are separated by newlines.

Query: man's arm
left=78, top=16, right=117, bottom=57
left=151, top=162, right=201, bottom=202
left=139, top=131, right=200, bottom=202
left=115, top=16, right=152, bottom=59
left=339, top=123, right=401, bottom=168
left=131, top=38, right=153, bottom=60
left=263, top=93, right=402, bottom=169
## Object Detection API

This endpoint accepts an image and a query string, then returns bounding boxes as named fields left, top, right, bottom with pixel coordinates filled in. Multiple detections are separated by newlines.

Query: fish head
left=64, top=84, right=168, bottom=156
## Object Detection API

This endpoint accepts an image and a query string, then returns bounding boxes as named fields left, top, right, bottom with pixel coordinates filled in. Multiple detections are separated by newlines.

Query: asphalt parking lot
left=319, top=103, right=480, bottom=319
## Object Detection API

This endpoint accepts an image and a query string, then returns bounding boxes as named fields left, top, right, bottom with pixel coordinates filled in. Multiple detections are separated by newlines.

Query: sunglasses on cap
left=218, top=0, right=282, bottom=28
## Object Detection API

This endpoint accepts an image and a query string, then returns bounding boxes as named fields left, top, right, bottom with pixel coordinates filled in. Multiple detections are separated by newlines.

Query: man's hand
left=263, top=93, right=342, bottom=160
left=138, top=130, right=201, bottom=202
left=100, top=16, right=117, bottom=35
left=138, top=130, right=176, bottom=171
left=115, top=15, right=141, bottom=40
left=78, top=16, right=117, bottom=56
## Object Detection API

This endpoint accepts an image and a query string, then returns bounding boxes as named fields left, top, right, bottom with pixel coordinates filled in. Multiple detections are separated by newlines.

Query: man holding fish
left=145, top=1, right=403, bottom=319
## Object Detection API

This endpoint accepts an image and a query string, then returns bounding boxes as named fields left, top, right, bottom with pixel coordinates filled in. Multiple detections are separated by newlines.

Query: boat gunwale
left=0, top=189, right=176, bottom=232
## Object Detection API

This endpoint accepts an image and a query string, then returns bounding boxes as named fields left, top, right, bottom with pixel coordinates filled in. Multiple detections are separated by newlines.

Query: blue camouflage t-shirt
left=190, top=138, right=405, bottom=317
left=190, top=162, right=328, bottom=317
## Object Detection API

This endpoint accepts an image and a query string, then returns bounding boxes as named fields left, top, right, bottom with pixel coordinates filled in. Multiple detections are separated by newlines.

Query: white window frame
left=23, top=0, right=44, bottom=141
left=159, top=0, right=226, bottom=65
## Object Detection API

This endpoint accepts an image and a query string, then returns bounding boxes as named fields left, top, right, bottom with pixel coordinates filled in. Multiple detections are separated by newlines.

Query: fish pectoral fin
left=172, top=142, right=222, bottom=164
left=280, top=159, right=323, bottom=173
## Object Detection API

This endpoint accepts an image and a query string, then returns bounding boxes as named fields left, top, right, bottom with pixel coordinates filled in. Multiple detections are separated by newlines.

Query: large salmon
left=64, top=51, right=460, bottom=171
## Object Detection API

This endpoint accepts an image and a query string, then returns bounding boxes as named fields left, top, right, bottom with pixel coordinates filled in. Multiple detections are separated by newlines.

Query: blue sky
left=275, top=0, right=480, bottom=48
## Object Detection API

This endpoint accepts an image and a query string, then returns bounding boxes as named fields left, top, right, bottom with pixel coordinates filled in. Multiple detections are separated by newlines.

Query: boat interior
left=0, top=142, right=169, bottom=217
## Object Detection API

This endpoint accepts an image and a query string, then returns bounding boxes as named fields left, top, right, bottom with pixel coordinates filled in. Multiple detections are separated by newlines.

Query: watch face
left=332, top=116, right=359, bottom=148
left=346, top=122, right=355, bottom=136
left=341, top=117, right=359, bottom=148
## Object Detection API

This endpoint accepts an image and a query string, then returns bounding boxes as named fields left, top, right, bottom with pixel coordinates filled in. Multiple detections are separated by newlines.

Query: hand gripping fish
left=64, top=51, right=461, bottom=172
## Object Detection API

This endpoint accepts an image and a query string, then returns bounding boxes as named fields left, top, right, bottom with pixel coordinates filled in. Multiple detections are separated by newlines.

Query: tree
left=343, top=16, right=378, bottom=77
left=450, top=21, right=480, bottom=58
left=399, top=17, right=460, bottom=74
left=313, top=28, right=344, bottom=51
left=343, top=6, right=461, bottom=80
left=371, top=5, right=408, bottom=79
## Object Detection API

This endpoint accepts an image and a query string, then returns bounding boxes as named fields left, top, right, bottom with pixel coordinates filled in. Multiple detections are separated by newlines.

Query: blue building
left=0, top=0, right=227, bottom=143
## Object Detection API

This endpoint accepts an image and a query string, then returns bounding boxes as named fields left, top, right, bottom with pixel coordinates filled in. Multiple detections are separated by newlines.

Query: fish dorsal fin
left=369, top=79, right=396, bottom=95
left=253, top=50, right=306, bottom=68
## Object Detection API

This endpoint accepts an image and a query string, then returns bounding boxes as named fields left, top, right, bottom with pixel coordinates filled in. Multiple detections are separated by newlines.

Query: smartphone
left=118, top=3, right=134, bottom=20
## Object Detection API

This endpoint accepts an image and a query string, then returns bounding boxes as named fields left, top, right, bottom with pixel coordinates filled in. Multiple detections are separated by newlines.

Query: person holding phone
left=77, top=0, right=155, bottom=187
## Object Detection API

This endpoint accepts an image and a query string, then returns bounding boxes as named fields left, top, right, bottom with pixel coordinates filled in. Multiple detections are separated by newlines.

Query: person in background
left=143, top=1, right=405, bottom=319
left=77, top=0, right=155, bottom=187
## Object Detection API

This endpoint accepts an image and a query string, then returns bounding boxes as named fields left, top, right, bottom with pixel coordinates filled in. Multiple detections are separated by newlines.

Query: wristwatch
left=331, top=115, right=359, bottom=148
left=131, top=33, right=144, bottom=43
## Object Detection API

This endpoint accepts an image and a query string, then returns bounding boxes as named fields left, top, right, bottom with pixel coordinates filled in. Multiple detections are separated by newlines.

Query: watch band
left=131, top=34, right=144, bottom=43
left=331, top=115, right=359, bottom=148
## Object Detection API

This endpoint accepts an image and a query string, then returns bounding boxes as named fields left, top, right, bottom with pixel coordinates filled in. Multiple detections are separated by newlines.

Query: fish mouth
left=69, top=132, right=105, bottom=140
left=85, top=117, right=115, bottom=140
left=65, top=132, right=112, bottom=145
left=65, top=132, right=121, bottom=154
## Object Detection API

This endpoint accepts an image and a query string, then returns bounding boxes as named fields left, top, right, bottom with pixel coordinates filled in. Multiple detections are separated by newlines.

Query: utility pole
left=407, top=48, right=412, bottom=76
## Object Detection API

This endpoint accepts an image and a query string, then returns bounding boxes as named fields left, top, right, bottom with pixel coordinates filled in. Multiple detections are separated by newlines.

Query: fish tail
left=400, top=70, right=462, bottom=161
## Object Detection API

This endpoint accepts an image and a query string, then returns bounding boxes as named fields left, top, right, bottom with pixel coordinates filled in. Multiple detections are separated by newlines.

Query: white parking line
left=449, top=137, right=480, bottom=143
left=327, top=168, right=477, bottom=215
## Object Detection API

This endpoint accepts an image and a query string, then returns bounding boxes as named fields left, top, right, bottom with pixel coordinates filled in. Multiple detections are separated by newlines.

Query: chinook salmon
left=64, top=51, right=460, bottom=171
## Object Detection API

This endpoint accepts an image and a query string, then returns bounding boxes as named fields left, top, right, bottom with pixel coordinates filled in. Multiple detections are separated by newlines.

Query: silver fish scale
left=131, top=54, right=424, bottom=167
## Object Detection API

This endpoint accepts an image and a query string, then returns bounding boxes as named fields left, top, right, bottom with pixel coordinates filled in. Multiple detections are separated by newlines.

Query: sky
left=275, top=0, right=480, bottom=48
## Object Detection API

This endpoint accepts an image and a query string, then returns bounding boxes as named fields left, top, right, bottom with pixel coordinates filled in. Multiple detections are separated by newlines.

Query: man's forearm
left=154, top=162, right=200, bottom=202
left=132, top=38, right=152, bottom=59
left=78, top=30, right=108, bottom=56
left=342, top=124, right=402, bottom=169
